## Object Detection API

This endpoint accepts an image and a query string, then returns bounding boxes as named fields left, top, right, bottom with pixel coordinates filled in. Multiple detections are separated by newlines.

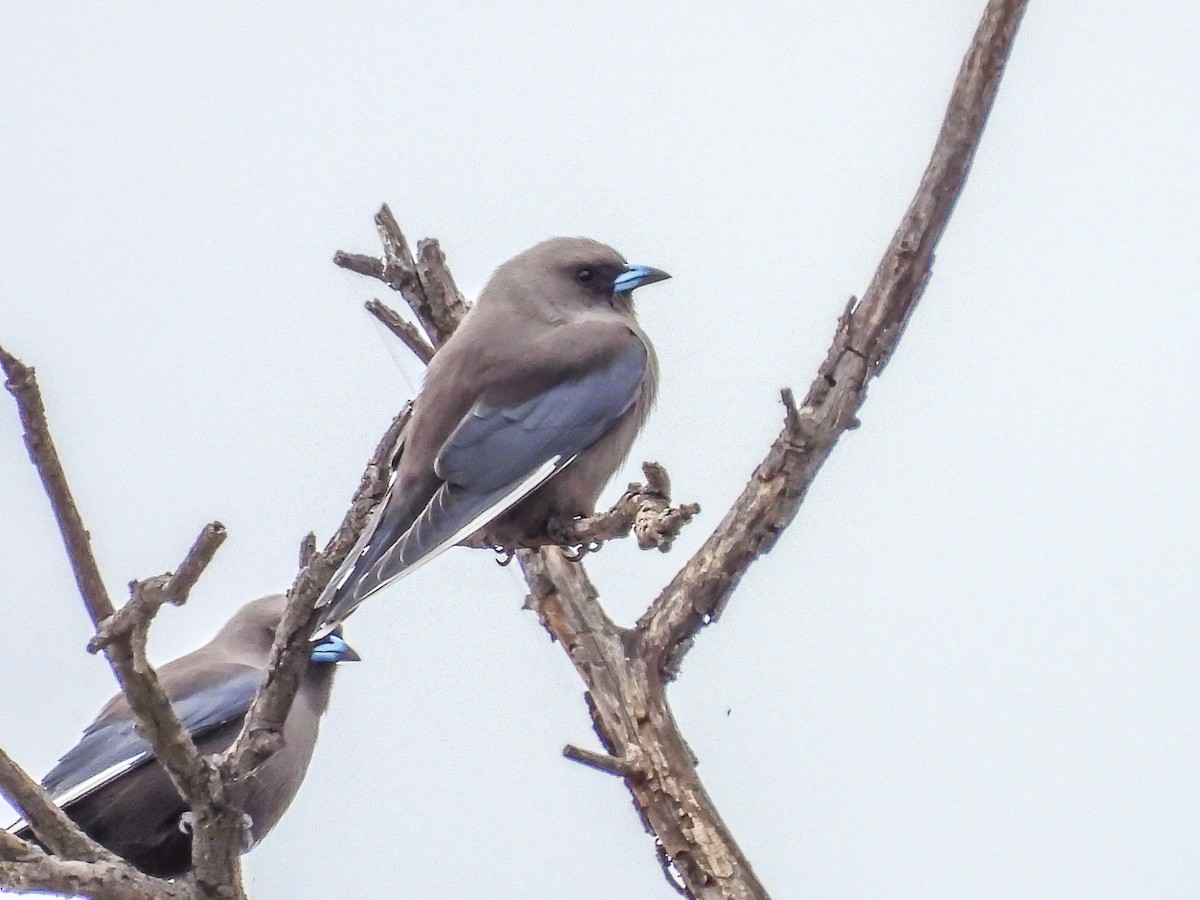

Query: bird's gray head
left=215, top=595, right=360, bottom=666
left=488, top=237, right=670, bottom=317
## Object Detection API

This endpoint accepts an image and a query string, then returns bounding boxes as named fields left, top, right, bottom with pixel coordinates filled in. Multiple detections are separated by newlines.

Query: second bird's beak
left=613, top=264, right=671, bottom=294
left=309, top=632, right=362, bottom=663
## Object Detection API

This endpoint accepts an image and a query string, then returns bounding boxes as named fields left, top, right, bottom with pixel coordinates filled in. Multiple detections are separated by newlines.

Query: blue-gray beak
left=309, top=632, right=361, bottom=663
left=613, top=264, right=671, bottom=295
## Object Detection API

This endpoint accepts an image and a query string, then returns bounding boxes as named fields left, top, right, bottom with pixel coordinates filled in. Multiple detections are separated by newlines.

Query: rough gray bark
left=0, top=0, right=1026, bottom=895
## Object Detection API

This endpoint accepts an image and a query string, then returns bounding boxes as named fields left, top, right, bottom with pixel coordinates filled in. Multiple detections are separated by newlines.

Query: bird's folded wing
left=320, top=337, right=648, bottom=623
left=5, top=668, right=262, bottom=833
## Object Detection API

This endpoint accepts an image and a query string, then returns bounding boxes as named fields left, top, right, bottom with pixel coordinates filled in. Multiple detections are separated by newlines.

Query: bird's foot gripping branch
left=463, top=461, right=701, bottom=557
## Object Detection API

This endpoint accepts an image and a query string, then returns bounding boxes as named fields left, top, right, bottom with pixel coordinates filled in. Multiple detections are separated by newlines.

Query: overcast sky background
left=3, top=2, right=1198, bottom=897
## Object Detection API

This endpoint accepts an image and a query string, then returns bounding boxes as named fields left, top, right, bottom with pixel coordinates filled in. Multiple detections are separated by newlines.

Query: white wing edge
left=315, top=422, right=410, bottom=611
left=314, top=475, right=399, bottom=611
left=4, top=751, right=148, bottom=835
left=317, top=454, right=573, bottom=632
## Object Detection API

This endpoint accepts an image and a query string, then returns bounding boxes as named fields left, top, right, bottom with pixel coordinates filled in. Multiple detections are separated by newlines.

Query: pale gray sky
left=3, top=2, right=1198, bottom=897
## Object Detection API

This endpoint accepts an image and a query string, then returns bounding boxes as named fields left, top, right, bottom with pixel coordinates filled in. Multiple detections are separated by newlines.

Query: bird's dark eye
left=576, top=268, right=594, bottom=283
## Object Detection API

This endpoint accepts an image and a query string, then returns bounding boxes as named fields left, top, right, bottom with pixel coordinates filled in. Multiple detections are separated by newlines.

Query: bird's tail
left=315, top=461, right=563, bottom=633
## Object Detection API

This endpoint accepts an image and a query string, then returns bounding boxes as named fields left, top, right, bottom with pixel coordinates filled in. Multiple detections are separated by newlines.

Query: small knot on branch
left=780, top=388, right=819, bottom=445
left=562, top=744, right=643, bottom=779
left=298, top=532, right=317, bottom=568
left=554, top=462, right=699, bottom=553
left=240, top=730, right=285, bottom=766
left=463, top=462, right=699, bottom=557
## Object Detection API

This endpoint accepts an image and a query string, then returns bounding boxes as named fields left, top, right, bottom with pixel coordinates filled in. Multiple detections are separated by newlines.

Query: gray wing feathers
left=321, top=338, right=648, bottom=623
left=41, top=670, right=261, bottom=801
left=436, top=340, right=647, bottom=490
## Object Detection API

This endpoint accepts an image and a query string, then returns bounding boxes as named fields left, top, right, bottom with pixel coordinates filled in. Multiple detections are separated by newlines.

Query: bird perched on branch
left=7, top=595, right=358, bottom=878
left=316, top=236, right=669, bottom=631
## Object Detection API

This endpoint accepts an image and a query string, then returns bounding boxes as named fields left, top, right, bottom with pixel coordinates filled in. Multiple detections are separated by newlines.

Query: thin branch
left=638, top=0, right=1029, bottom=679
left=229, top=406, right=407, bottom=776
left=0, top=348, right=220, bottom=878
left=462, top=461, right=700, bottom=554
left=562, top=745, right=640, bottom=779
left=186, top=406, right=409, bottom=892
left=89, top=522, right=227, bottom=653
left=0, top=848, right=190, bottom=900
left=414, top=238, right=470, bottom=344
left=0, top=347, right=115, bottom=625
left=365, top=299, right=436, bottom=364
left=0, top=747, right=115, bottom=863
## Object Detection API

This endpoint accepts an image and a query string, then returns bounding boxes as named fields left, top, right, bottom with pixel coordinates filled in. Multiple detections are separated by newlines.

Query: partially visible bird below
left=6, top=594, right=359, bottom=878
left=317, top=236, right=670, bottom=631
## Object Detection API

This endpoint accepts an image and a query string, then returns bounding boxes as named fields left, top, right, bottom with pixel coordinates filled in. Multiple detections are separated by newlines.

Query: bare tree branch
left=0, top=849, right=192, bottom=900
left=461, top=461, right=700, bottom=556
left=562, top=744, right=639, bottom=779
left=228, top=405, right=406, bottom=776
left=639, top=0, right=1029, bottom=680
left=0, top=347, right=116, bottom=625
left=365, top=298, right=436, bottom=364
left=186, top=405, right=409, bottom=893
left=0, top=747, right=115, bottom=864
left=89, top=523, right=227, bottom=654
left=335, top=3, right=1026, bottom=894
left=0, top=347, right=221, bottom=877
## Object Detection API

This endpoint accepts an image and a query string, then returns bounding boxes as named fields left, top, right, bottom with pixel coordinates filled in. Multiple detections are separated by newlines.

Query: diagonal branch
left=0, top=849, right=192, bottom=900
left=0, top=348, right=115, bottom=626
left=335, top=204, right=466, bottom=347
left=0, top=351, right=216, bottom=827
left=89, top=523, right=227, bottom=654
left=638, top=0, right=1029, bottom=679
left=185, top=405, right=409, bottom=893
left=228, top=405, right=408, bottom=777
left=0, top=353, right=233, bottom=896
left=0, top=748, right=115, bottom=864
left=365, top=299, right=436, bottom=364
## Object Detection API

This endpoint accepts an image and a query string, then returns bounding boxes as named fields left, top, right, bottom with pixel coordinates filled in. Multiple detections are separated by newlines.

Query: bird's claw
left=492, top=545, right=515, bottom=567
left=562, top=540, right=603, bottom=562
left=239, top=812, right=255, bottom=852
left=178, top=811, right=255, bottom=852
